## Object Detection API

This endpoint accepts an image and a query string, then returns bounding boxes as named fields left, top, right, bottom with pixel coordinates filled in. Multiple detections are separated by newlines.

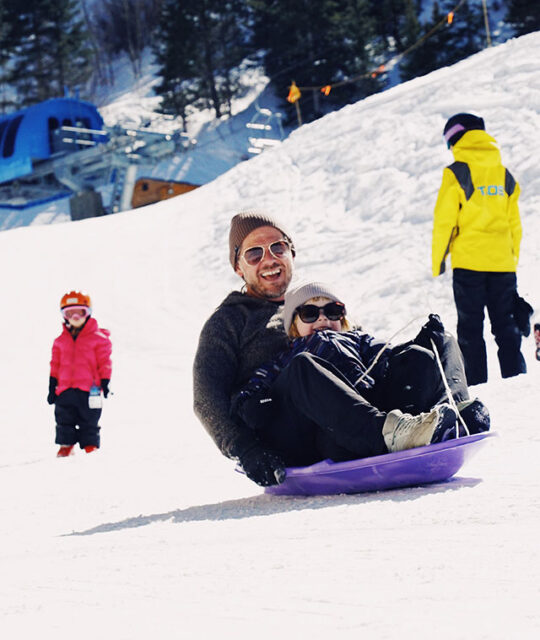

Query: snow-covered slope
left=1, top=32, right=539, bottom=639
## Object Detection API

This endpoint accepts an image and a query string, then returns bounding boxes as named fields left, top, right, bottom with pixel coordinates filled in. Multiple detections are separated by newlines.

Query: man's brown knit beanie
left=229, top=209, right=295, bottom=269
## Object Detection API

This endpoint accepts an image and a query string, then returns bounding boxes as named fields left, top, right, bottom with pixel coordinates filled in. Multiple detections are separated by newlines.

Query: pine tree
left=153, top=2, right=200, bottom=128
left=154, top=0, right=250, bottom=122
left=400, top=0, right=485, bottom=81
left=0, top=0, right=7, bottom=61
left=0, top=0, right=27, bottom=110
left=369, top=0, right=416, bottom=50
left=48, top=1, right=93, bottom=95
left=88, top=0, right=163, bottom=79
left=0, top=0, right=12, bottom=109
left=213, top=1, right=252, bottom=115
left=333, top=0, right=381, bottom=106
left=438, top=0, right=485, bottom=65
left=250, top=0, right=379, bottom=124
left=505, top=0, right=540, bottom=36
left=6, top=0, right=92, bottom=107
left=402, top=0, right=421, bottom=50
left=400, top=0, right=444, bottom=80
left=80, top=0, right=114, bottom=90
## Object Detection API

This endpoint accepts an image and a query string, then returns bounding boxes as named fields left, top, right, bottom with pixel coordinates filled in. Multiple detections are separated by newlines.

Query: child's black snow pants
left=259, top=352, right=388, bottom=465
left=55, top=388, right=101, bottom=448
left=452, top=268, right=526, bottom=385
left=378, top=333, right=468, bottom=415
left=242, top=333, right=469, bottom=465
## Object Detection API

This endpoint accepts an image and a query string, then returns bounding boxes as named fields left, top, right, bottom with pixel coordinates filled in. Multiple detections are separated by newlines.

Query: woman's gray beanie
left=283, top=281, right=344, bottom=333
left=229, top=209, right=295, bottom=269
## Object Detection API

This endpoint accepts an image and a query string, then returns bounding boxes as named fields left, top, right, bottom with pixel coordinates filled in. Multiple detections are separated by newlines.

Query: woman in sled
left=232, top=281, right=490, bottom=483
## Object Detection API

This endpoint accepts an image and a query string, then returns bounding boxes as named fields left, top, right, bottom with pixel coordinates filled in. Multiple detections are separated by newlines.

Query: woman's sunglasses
left=240, top=240, right=291, bottom=266
left=296, top=301, right=346, bottom=324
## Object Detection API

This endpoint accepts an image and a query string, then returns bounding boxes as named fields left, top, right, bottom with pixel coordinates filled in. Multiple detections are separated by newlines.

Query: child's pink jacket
left=50, top=317, right=112, bottom=395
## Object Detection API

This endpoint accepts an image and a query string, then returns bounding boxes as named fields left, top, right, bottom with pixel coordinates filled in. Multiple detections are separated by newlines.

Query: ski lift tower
left=51, top=123, right=193, bottom=215
left=246, top=101, right=285, bottom=155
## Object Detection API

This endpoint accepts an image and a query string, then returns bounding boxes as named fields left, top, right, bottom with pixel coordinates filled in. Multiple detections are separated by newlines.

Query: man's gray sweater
left=193, top=291, right=289, bottom=459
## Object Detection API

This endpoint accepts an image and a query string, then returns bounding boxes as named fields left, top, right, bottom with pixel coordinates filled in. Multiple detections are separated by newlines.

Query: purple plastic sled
left=264, top=432, right=495, bottom=496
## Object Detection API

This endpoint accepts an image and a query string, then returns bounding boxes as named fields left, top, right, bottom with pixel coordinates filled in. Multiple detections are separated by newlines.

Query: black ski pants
left=248, top=333, right=469, bottom=465
left=378, top=334, right=468, bottom=415
left=260, top=352, right=388, bottom=466
left=55, top=388, right=101, bottom=448
left=453, top=268, right=526, bottom=385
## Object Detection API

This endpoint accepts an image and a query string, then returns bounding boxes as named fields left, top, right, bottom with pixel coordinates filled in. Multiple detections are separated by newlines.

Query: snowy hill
left=1, top=32, right=539, bottom=639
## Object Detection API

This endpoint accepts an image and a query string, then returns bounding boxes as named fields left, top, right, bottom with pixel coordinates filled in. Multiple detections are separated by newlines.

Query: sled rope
left=356, top=315, right=425, bottom=384
left=430, top=338, right=470, bottom=437
left=355, top=315, right=470, bottom=439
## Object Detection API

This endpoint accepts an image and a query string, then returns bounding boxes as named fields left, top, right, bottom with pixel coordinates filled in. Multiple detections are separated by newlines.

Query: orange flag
left=287, top=81, right=301, bottom=103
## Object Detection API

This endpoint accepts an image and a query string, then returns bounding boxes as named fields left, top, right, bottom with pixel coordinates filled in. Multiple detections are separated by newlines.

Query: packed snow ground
left=1, top=32, right=540, bottom=639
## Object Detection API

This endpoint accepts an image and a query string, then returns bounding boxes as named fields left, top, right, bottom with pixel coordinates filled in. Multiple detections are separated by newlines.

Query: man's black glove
left=414, top=314, right=446, bottom=352
left=101, top=379, right=110, bottom=398
left=238, top=444, right=286, bottom=487
left=47, top=377, right=57, bottom=405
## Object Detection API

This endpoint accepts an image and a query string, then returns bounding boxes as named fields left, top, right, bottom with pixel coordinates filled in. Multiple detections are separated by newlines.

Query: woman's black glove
left=47, top=377, right=57, bottom=405
left=238, top=444, right=286, bottom=486
left=101, top=379, right=110, bottom=398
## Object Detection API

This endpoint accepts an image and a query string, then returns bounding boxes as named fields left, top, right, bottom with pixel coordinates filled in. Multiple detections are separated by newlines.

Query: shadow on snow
left=65, top=475, right=482, bottom=537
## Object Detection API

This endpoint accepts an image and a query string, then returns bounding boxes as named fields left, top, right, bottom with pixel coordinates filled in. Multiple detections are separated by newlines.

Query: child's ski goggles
left=62, top=305, right=90, bottom=320
left=240, top=240, right=291, bottom=266
left=295, top=301, right=346, bottom=323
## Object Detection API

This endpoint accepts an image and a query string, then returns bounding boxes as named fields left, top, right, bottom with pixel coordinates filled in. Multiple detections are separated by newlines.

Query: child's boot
left=57, top=445, right=75, bottom=457
left=382, top=404, right=458, bottom=452
left=84, top=445, right=98, bottom=453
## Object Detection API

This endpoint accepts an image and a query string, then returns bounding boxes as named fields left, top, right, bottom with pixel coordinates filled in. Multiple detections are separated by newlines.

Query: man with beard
left=193, top=210, right=295, bottom=487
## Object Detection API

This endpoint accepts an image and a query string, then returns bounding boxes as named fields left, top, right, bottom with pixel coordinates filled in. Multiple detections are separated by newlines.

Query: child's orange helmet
left=60, top=291, right=92, bottom=309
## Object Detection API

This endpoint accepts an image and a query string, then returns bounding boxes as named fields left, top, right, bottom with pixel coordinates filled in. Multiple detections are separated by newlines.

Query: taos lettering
left=477, top=185, right=504, bottom=196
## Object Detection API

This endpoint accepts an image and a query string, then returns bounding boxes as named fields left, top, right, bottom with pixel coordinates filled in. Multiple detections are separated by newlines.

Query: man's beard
left=246, top=268, right=291, bottom=300
left=250, top=279, right=288, bottom=299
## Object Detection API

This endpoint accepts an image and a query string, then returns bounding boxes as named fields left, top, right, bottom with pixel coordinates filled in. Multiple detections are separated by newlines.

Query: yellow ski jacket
left=432, top=130, right=522, bottom=277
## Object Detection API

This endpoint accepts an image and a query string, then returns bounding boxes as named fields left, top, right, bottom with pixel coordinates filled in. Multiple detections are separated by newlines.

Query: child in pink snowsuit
left=48, top=291, right=112, bottom=457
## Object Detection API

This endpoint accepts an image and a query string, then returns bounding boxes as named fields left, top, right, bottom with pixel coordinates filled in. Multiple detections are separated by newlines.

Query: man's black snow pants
left=251, top=333, right=469, bottom=465
left=55, top=388, right=101, bottom=448
left=452, top=268, right=526, bottom=385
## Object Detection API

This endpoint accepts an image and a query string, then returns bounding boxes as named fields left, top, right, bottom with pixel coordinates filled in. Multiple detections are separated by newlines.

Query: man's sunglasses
left=240, top=240, right=291, bottom=266
left=296, top=301, right=346, bottom=324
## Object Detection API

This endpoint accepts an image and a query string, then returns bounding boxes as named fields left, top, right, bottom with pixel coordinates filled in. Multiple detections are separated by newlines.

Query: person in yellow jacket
left=432, top=112, right=526, bottom=385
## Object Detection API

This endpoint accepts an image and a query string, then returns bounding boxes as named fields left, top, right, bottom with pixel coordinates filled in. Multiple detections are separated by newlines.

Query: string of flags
left=287, top=0, right=468, bottom=105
